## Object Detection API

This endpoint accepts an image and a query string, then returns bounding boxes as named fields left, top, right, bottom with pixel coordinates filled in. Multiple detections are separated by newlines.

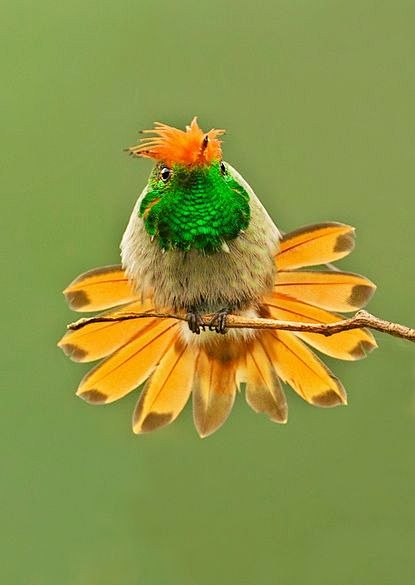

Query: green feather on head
left=129, top=118, right=251, bottom=254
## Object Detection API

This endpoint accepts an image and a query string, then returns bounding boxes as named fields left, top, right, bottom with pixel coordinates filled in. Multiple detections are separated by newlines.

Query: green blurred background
left=3, top=1, right=415, bottom=583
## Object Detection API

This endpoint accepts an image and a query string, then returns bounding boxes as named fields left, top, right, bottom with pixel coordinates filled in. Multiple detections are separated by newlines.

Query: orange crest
left=128, top=117, right=225, bottom=167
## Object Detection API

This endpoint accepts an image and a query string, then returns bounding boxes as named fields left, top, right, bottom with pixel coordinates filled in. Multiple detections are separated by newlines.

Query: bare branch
left=68, top=309, right=415, bottom=342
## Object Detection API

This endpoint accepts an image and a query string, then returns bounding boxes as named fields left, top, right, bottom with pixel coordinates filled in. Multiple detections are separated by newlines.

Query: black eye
left=160, top=167, right=171, bottom=182
left=220, top=161, right=227, bottom=176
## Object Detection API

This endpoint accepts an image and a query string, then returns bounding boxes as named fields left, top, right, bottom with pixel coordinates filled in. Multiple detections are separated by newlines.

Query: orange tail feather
left=193, top=349, right=238, bottom=438
left=133, top=338, right=196, bottom=434
left=63, top=264, right=138, bottom=312
left=277, top=223, right=355, bottom=270
left=76, top=319, right=179, bottom=405
left=244, top=340, right=288, bottom=423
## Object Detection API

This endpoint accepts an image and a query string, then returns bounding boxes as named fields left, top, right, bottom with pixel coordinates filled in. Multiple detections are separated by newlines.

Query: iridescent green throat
left=139, top=161, right=250, bottom=254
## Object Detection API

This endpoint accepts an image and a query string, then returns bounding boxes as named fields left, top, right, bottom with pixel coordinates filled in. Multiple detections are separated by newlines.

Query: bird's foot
left=209, top=308, right=230, bottom=334
left=186, top=309, right=206, bottom=335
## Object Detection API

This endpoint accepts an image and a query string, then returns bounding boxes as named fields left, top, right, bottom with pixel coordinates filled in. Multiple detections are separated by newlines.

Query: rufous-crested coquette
left=58, top=118, right=376, bottom=437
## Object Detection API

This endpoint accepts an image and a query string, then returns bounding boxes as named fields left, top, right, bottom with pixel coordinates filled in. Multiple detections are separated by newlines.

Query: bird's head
left=128, top=118, right=250, bottom=254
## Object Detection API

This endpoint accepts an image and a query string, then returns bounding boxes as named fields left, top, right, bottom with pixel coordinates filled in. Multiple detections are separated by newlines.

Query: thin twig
left=68, top=310, right=415, bottom=342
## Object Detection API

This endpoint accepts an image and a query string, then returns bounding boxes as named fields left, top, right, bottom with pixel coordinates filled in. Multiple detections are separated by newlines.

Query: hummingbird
left=58, top=118, right=377, bottom=437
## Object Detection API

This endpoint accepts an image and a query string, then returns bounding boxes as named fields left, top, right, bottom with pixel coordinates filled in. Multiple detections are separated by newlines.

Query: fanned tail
left=59, top=220, right=377, bottom=436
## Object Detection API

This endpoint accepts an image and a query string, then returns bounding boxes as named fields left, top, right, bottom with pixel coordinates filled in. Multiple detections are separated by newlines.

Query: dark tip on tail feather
left=59, top=343, right=87, bottom=361
left=349, top=338, right=377, bottom=359
left=334, top=233, right=355, bottom=253
left=348, top=284, right=375, bottom=308
left=312, top=389, right=347, bottom=407
left=78, top=389, right=108, bottom=404
left=64, top=289, right=90, bottom=309
left=141, top=412, right=173, bottom=432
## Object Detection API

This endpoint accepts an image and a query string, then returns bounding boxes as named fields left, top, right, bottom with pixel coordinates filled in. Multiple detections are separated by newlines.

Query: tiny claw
left=209, top=309, right=229, bottom=334
left=150, top=235, right=155, bottom=242
left=187, top=310, right=206, bottom=335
